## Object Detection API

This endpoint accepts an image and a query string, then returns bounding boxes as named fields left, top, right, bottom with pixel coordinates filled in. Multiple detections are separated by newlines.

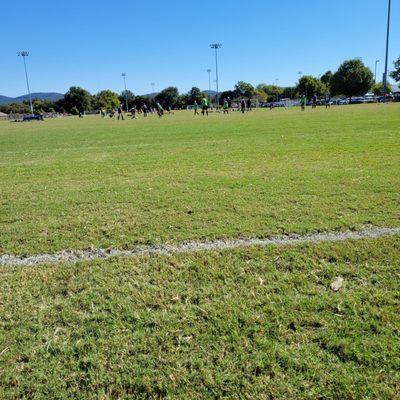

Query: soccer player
left=240, top=98, right=246, bottom=114
left=156, top=101, right=164, bottom=117
left=325, top=92, right=331, bottom=108
left=129, top=106, right=138, bottom=119
left=142, top=103, right=148, bottom=117
left=117, top=104, right=124, bottom=120
left=193, top=100, right=199, bottom=115
left=247, top=98, right=252, bottom=111
left=201, top=96, right=209, bottom=116
left=300, top=95, right=306, bottom=111
left=312, top=94, right=317, bottom=109
left=223, top=99, right=229, bottom=114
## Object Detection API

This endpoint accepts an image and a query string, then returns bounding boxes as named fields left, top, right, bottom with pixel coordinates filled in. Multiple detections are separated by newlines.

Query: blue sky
left=1, top=0, right=399, bottom=97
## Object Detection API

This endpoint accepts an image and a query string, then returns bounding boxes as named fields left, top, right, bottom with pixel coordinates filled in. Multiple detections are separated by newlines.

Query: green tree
left=296, top=76, right=326, bottom=100
left=187, top=87, right=204, bottom=104
left=134, top=95, right=154, bottom=108
left=390, top=56, right=400, bottom=82
left=253, top=89, right=267, bottom=102
left=31, top=99, right=58, bottom=114
left=330, top=59, right=373, bottom=100
left=155, top=87, right=179, bottom=108
left=62, top=86, right=92, bottom=113
left=372, top=82, right=384, bottom=96
left=70, top=106, right=80, bottom=115
left=257, top=84, right=284, bottom=102
left=281, top=87, right=296, bottom=99
left=219, top=90, right=236, bottom=103
left=119, top=90, right=135, bottom=110
left=320, top=71, right=333, bottom=86
left=95, top=90, right=120, bottom=110
left=234, top=81, right=255, bottom=98
left=0, top=102, right=31, bottom=114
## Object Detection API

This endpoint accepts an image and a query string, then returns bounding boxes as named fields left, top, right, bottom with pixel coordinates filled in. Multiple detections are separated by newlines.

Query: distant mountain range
left=0, top=92, right=64, bottom=105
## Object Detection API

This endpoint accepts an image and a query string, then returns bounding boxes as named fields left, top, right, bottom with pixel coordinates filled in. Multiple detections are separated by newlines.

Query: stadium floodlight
left=210, top=43, right=222, bottom=109
left=17, top=51, right=34, bottom=116
left=122, top=73, right=128, bottom=112
left=374, top=60, right=380, bottom=84
left=383, top=0, right=391, bottom=101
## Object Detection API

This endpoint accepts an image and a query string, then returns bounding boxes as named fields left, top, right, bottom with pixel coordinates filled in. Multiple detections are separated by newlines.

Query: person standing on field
left=247, top=98, right=252, bottom=111
left=300, top=95, right=306, bottom=111
left=201, top=97, right=209, bottom=116
left=325, top=92, right=331, bottom=108
left=156, top=101, right=164, bottom=117
left=142, top=103, right=148, bottom=117
left=223, top=99, right=229, bottom=114
left=240, top=98, right=246, bottom=114
left=193, top=100, right=199, bottom=115
left=117, top=104, right=124, bottom=120
left=312, top=94, right=317, bottom=109
left=129, top=106, right=138, bottom=119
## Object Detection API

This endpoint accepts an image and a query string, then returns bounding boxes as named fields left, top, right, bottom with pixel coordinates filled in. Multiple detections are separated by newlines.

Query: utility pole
left=210, top=44, right=222, bottom=109
left=17, top=51, right=34, bottom=115
left=383, top=0, right=391, bottom=101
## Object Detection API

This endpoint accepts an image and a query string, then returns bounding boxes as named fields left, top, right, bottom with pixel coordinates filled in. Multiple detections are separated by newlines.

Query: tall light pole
left=151, top=82, right=155, bottom=94
left=383, top=0, right=391, bottom=101
left=17, top=51, right=34, bottom=116
left=206, top=69, right=212, bottom=105
left=374, top=60, right=380, bottom=84
left=210, top=43, right=222, bottom=109
left=122, top=73, right=128, bottom=112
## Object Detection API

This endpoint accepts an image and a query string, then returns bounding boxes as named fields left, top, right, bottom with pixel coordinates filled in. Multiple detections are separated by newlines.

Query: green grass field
left=1, top=104, right=399, bottom=398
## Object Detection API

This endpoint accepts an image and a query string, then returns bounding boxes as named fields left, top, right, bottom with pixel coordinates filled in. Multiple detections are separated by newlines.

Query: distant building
left=0, top=111, right=8, bottom=120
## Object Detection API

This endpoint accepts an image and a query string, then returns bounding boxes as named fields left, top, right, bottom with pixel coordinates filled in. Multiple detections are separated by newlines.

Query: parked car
left=349, top=97, right=364, bottom=104
left=363, top=94, right=377, bottom=103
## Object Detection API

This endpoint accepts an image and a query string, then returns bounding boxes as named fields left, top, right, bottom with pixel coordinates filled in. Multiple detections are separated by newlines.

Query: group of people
left=101, top=102, right=172, bottom=120
left=101, top=92, right=333, bottom=120
left=300, top=93, right=332, bottom=110
left=193, top=96, right=253, bottom=116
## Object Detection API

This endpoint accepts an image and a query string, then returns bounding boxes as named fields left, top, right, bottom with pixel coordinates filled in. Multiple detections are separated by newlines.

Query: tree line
left=1, top=57, right=399, bottom=115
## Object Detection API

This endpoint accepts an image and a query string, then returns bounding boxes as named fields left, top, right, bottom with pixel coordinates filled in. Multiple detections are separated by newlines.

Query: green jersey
left=202, top=98, right=208, bottom=107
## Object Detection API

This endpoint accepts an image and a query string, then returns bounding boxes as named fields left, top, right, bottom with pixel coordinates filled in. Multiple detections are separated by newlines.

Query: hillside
left=0, top=92, right=64, bottom=105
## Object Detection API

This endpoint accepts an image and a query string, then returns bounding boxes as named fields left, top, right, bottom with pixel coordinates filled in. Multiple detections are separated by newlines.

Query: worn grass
left=1, top=237, right=399, bottom=399
left=0, top=104, right=399, bottom=255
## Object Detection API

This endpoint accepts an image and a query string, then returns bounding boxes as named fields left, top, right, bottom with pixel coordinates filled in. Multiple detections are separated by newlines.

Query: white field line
left=1, top=227, right=399, bottom=267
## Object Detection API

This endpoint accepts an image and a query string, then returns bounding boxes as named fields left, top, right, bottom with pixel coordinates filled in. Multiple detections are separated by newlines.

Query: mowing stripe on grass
left=1, top=227, right=399, bottom=267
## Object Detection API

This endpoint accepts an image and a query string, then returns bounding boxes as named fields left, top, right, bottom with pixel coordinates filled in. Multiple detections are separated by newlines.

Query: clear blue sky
left=1, top=0, right=399, bottom=97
